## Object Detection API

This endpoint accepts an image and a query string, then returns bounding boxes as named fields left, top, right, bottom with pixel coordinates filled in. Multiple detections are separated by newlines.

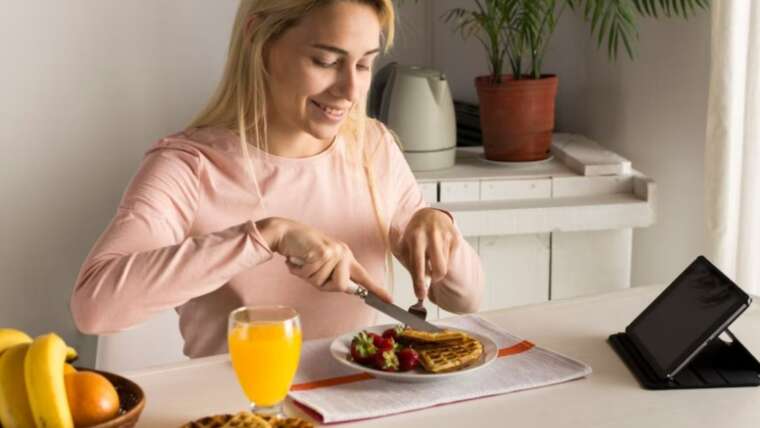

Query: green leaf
left=434, top=0, right=708, bottom=79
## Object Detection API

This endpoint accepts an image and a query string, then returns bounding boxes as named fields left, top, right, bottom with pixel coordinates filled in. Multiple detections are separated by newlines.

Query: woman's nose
left=334, top=66, right=361, bottom=103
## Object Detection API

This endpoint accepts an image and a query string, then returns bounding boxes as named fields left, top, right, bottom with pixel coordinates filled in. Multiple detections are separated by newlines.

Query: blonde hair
left=188, top=0, right=397, bottom=286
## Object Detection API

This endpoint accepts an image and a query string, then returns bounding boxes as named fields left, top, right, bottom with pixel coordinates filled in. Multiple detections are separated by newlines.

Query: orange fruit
left=64, top=371, right=120, bottom=427
left=64, top=363, right=77, bottom=375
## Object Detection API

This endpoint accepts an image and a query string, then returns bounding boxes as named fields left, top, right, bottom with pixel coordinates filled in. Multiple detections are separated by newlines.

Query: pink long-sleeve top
left=71, top=122, right=484, bottom=358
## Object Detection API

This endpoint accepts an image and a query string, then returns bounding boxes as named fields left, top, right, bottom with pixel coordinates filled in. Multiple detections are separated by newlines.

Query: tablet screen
left=626, top=256, right=750, bottom=378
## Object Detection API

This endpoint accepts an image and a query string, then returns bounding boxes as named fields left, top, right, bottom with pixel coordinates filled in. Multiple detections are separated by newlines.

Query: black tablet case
left=608, top=255, right=760, bottom=389
left=609, top=329, right=760, bottom=389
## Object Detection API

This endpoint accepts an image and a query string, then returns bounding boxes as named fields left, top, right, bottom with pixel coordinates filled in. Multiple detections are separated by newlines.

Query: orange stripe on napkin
left=498, top=340, right=534, bottom=357
left=291, top=373, right=375, bottom=391
left=290, top=340, right=535, bottom=392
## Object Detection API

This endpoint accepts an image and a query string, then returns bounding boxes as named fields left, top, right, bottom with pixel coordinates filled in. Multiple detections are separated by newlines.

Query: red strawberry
left=397, top=347, right=420, bottom=371
left=382, top=325, right=404, bottom=341
left=350, top=331, right=377, bottom=365
left=372, top=334, right=395, bottom=351
left=373, top=348, right=399, bottom=372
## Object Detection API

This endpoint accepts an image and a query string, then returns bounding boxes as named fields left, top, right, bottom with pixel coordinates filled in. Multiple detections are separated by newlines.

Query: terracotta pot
left=475, top=74, right=558, bottom=162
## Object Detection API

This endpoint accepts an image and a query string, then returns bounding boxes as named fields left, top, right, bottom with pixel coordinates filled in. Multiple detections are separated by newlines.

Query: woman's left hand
left=399, top=208, right=459, bottom=300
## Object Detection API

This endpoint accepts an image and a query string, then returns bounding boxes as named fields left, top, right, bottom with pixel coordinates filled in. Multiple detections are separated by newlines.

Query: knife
left=287, top=257, right=443, bottom=332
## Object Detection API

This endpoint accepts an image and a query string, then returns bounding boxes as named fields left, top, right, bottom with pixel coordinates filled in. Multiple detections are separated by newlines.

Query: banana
left=65, top=346, right=78, bottom=363
left=24, top=333, right=74, bottom=428
left=0, top=328, right=32, bottom=355
left=0, top=343, right=35, bottom=428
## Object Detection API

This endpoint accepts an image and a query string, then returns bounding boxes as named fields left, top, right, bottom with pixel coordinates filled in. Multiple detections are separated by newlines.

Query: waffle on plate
left=415, top=336, right=484, bottom=373
left=400, top=327, right=485, bottom=373
left=180, top=411, right=313, bottom=428
left=399, top=328, right=467, bottom=343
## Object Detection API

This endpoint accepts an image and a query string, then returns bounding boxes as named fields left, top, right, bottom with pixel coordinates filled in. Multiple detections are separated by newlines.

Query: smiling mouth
left=311, top=100, right=347, bottom=119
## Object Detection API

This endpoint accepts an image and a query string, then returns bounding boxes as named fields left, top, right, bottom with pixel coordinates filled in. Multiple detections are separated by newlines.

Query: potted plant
left=398, top=0, right=709, bottom=161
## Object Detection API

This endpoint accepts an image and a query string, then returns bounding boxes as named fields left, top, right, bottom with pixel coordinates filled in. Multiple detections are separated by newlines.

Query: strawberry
left=350, top=331, right=377, bottom=365
left=382, top=325, right=404, bottom=341
left=371, top=333, right=395, bottom=351
left=373, top=348, right=399, bottom=372
left=397, top=347, right=420, bottom=371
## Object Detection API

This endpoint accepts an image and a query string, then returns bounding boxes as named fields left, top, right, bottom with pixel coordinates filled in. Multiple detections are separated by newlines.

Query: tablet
left=625, top=256, right=752, bottom=380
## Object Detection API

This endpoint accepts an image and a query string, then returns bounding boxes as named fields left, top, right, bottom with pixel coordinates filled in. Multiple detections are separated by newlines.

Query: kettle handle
left=367, top=62, right=397, bottom=120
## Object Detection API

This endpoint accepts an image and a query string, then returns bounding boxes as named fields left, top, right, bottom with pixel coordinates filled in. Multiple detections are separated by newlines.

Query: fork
left=408, top=276, right=432, bottom=320
left=408, top=299, right=428, bottom=320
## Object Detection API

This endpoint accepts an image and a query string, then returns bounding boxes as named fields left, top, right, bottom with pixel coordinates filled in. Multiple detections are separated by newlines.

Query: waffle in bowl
left=179, top=411, right=313, bottom=428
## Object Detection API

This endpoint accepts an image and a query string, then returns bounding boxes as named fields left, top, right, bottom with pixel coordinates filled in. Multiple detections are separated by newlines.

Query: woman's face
left=264, top=1, right=381, bottom=144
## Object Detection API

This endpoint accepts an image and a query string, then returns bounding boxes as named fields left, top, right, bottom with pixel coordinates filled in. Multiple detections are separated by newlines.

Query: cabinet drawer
left=439, top=181, right=480, bottom=202
left=418, top=182, right=438, bottom=204
left=480, top=179, right=551, bottom=201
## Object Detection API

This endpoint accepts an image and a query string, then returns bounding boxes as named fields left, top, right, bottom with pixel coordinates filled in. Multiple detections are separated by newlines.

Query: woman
left=71, top=0, right=483, bottom=358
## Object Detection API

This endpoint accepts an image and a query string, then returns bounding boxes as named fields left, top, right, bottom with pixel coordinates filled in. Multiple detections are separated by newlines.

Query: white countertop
left=126, top=285, right=760, bottom=427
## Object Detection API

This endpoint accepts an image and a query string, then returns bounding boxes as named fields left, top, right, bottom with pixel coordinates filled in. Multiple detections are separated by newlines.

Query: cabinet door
left=551, top=229, right=632, bottom=299
left=477, top=234, right=550, bottom=312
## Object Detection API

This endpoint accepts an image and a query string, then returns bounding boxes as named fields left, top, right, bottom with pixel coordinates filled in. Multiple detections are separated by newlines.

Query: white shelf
left=395, top=134, right=658, bottom=317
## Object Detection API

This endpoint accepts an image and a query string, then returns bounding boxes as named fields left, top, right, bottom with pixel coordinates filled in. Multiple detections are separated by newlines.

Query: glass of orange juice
left=228, top=306, right=302, bottom=417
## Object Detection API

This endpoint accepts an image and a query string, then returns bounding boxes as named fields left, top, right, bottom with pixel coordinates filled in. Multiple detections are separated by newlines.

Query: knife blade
left=287, top=256, right=443, bottom=332
left=359, top=288, right=443, bottom=333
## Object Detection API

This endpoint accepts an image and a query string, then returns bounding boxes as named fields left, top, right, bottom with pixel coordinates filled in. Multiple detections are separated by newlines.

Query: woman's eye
left=313, top=58, right=337, bottom=68
left=357, top=63, right=371, bottom=71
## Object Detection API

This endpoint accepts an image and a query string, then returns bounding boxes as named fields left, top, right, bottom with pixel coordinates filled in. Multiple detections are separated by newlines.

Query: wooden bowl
left=75, top=368, right=145, bottom=428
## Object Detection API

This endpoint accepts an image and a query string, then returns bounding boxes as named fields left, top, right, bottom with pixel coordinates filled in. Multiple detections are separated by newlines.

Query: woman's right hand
left=257, top=217, right=392, bottom=303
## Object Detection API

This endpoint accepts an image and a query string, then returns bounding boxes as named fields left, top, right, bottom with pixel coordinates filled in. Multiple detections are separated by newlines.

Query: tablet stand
left=609, top=329, right=760, bottom=389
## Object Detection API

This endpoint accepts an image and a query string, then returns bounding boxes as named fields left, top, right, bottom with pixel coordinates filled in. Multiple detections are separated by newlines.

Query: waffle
left=399, top=327, right=468, bottom=343
left=256, top=414, right=315, bottom=428
left=180, top=411, right=270, bottom=428
left=416, top=336, right=484, bottom=373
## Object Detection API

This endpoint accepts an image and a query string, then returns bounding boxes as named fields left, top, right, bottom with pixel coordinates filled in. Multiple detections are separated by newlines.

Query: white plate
left=329, top=324, right=498, bottom=383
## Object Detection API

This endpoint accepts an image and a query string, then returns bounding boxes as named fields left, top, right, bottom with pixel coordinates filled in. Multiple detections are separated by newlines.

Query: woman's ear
left=245, top=14, right=259, bottom=35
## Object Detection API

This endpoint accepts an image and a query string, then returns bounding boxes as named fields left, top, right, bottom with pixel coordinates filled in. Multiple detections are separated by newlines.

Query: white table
left=126, top=285, right=760, bottom=427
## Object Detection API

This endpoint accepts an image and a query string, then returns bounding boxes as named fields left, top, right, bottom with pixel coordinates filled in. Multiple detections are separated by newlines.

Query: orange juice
left=228, top=323, right=302, bottom=406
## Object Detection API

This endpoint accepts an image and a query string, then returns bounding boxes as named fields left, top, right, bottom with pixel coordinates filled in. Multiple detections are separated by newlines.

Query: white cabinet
left=550, top=229, right=632, bottom=299
left=478, top=234, right=550, bottom=310
left=439, top=180, right=479, bottom=202
left=480, top=179, right=551, bottom=201
left=384, top=134, right=657, bottom=318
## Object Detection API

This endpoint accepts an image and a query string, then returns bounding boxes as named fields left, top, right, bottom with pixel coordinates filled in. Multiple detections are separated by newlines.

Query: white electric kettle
left=368, top=63, right=456, bottom=171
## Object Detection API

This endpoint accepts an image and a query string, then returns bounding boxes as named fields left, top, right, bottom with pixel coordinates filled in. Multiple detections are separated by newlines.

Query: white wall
left=575, top=14, right=711, bottom=286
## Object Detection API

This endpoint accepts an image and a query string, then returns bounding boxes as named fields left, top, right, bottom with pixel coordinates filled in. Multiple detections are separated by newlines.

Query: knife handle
left=348, top=282, right=368, bottom=298
left=287, top=256, right=367, bottom=298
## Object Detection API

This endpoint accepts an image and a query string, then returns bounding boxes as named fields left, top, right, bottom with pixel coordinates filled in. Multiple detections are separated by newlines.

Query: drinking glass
left=228, top=306, right=302, bottom=417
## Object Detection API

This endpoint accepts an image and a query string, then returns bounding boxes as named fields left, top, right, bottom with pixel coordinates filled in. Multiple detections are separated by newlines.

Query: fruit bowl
left=75, top=368, right=145, bottom=428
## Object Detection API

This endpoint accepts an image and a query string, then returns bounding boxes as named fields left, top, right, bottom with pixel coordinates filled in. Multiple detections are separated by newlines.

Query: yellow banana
left=24, top=333, right=74, bottom=428
left=0, top=328, right=32, bottom=355
left=65, top=346, right=78, bottom=362
left=0, top=343, right=35, bottom=428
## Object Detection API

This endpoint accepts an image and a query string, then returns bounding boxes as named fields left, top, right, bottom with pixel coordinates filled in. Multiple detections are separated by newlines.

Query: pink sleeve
left=70, top=141, right=273, bottom=335
left=384, top=133, right=485, bottom=314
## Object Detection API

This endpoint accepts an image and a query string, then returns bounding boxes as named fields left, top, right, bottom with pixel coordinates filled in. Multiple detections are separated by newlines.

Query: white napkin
left=288, top=315, right=592, bottom=423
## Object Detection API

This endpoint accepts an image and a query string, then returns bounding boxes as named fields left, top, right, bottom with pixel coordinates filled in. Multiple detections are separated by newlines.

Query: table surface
left=125, top=285, right=760, bottom=427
